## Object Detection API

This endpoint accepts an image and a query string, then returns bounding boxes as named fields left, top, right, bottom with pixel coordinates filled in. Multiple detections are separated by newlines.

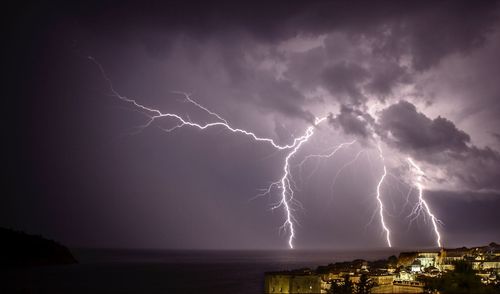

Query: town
left=265, top=243, right=500, bottom=293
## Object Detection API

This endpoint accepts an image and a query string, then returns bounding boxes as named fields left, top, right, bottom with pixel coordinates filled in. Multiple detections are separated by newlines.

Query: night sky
left=4, top=1, right=500, bottom=250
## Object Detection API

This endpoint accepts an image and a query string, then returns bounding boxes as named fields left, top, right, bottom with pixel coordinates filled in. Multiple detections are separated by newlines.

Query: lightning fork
left=376, top=144, right=392, bottom=247
left=407, top=158, right=443, bottom=248
left=330, top=149, right=364, bottom=193
left=90, top=56, right=331, bottom=248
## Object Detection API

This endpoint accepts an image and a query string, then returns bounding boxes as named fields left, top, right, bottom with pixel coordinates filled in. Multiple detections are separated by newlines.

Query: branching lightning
left=407, top=158, right=443, bottom=248
left=89, top=56, right=305, bottom=150
left=297, top=140, right=357, bottom=167
left=293, top=140, right=357, bottom=187
left=90, top=56, right=442, bottom=249
left=90, top=56, right=347, bottom=248
left=330, top=149, right=364, bottom=193
left=269, top=117, right=327, bottom=248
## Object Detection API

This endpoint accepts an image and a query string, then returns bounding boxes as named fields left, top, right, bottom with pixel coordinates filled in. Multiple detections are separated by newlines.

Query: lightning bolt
left=407, top=158, right=443, bottom=248
left=90, top=56, right=402, bottom=249
left=270, top=118, right=327, bottom=249
left=267, top=120, right=361, bottom=248
left=296, top=140, right=357, bottom=170
left=89, top=56, right=334, bottom=248
left=376, top=144, right=392, bottom=247
left=171, top=91, right=230, bottom=125
left=293, top=140, right=357, bottom=187
left=89, top=56, right=304, bottom=150
left=330, top=149, right=364, bottom=193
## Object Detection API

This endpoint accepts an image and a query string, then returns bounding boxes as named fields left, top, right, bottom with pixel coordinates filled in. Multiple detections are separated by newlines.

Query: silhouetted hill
left=0, top=227, right=77, bottom=266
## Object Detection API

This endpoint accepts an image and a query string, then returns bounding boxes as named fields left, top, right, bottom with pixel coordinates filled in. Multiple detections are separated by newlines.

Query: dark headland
left=0, top=227, right=77, bottom=266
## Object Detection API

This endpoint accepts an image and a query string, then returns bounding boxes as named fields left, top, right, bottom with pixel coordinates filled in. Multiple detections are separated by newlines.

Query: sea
left=2, top=249, right=399, bottom=294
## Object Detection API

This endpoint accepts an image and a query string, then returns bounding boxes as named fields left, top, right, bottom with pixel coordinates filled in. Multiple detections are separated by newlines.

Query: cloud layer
left=4, top=0, right=500, bottom=249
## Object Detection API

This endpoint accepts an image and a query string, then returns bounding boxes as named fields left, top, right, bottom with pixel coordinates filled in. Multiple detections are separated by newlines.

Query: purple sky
left=4, top=1, right=500, bottom=250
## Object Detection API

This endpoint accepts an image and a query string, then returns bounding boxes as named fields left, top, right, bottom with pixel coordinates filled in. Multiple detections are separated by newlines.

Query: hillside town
left=264, top=243, right=500, bottom=293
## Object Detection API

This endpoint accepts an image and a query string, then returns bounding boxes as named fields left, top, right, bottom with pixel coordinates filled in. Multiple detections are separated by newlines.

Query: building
left=416, top=252, right=439, bottom=268
left=372, top=280, right=424, bottom=293
left=440, top=247, right=469, bottom=266
left=472, top=259, right=500, bottom=271
left=264, top=271, right=323, bottom=294
left=411, top=260, right=422, bottom=273
left=397, top=269, right=415, bottom=281
left=370, top=274, right=395, bottom=285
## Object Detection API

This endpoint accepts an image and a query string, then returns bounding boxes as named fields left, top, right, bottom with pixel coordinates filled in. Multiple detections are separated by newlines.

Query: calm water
left=2, top=249, right=398, bottom=293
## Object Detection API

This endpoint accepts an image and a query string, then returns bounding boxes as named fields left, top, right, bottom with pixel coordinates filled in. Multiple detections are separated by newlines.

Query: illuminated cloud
left=5, top=0, right=500, bottom=249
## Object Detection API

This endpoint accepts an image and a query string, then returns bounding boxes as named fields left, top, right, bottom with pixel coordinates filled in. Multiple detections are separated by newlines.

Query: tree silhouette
left=422, top=261, right=500, bottom=294
left=328, top=275, right=354, bottom=294
left=356, top=273, right=373, bottom=294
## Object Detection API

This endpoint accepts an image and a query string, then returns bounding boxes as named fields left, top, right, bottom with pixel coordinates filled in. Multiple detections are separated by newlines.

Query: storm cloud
left=4, top=0, right=500, bottom=249
left=329, top=105, right=374, bottom=139
left=378, top=100, right=471, bottom=155
left=377, top=100, right=500, bottom=191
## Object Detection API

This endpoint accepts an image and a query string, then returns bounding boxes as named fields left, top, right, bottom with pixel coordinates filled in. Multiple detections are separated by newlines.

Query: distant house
left=472, top=259, right=500, bottom=271
left=372, top=280, right=424, bottom=293
left=264, top=271, right=323, bottom=294
left=397, top=269, right=414, bottom=281
left=370, top=274, right=394, bottom=285
left=411, top=260, right=422, bottom=273
left=436, top=247, right=469, bottom=271
left=416, top=252, right=439, bottom=268
left=398, top=251, right=440, bottom=270
left=483, top=260, right=500, bottom=270
left=486, top=242, right=500, bottom=257
left=441, top=247, right=469, bottom=263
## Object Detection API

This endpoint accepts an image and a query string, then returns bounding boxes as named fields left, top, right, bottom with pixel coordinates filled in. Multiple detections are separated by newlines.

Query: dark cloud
left=378, top=101, right=500, bottom=191
left=493, top=132, right=500, bottom=142
left=254, top=76, right=315, bottom=123
left=365, top=61, right=411, bottom=98
left=379, top=101, right=471, bottom=154
left=329, top=105, right=374, bottom=139
left=427, top=190, right=500, bottom=246
left=72, top=0, right=499, bottom=120
left=73, top=0, right=499, bottom=102
left=322, top=62, right=369, bottom=106
left=285, top=36, right=413, bottom=106
left=404, top=1, right=499, bottom=71
left=450, top=146, right=500, bottom=191
left=327, top=99, right=500, bottom=192
left=4, top=0, right=500, bottom=250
